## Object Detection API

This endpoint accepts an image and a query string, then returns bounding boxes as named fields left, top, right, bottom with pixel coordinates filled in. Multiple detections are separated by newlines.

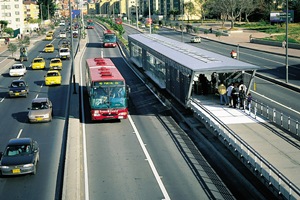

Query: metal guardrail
left=249, top=99, right=299, bottom=139
left=188, top=99, right=300, bottom=200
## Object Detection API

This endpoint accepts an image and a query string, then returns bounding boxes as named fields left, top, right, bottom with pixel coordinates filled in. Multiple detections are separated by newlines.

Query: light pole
left=136, top=3, right=138, bottom=29
left=69, top=0, right=77, bottom=94
left=148, top=0, right=151, bottom=34
left=285, top=0, right=289, bottom=83
left=40, top=3, right=43, bottom=26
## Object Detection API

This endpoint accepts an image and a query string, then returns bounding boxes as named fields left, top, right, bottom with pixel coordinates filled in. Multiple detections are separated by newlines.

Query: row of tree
left=184, top=0, right=300, bottom=27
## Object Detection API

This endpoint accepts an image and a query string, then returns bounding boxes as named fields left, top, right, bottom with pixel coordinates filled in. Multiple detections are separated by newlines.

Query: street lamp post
left=69, top=0, right=77, bottom=94
left=285, top=0, right=289, bottom=83
left=136, top=1, right=138, bottom=29
left=148, top=0, right=151, bottom=34
left=40, top=3, right=43, bottom=26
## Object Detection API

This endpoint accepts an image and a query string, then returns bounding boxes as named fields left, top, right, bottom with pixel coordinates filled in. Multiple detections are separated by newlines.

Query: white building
left=0, top=0, right=25, bottom=34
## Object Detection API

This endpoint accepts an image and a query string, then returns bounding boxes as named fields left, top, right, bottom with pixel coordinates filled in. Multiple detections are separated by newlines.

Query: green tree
left=184, top=1, right=195, bottom=23
left=3, top=27, right=14, bottom=37
left=8, top=43, right=18, bottom=57
left=18, top=36, right=30, bottom=47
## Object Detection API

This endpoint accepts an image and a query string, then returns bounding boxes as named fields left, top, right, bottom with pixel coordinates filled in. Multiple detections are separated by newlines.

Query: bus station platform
left=188, top=95, right=300, bottom=199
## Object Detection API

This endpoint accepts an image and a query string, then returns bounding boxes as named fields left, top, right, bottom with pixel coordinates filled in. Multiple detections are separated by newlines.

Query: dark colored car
left=8, top=80, right=29, bottom=97
left=0, top=138, right=39, bottom=175
left=73, top=32, right=78, bottom=38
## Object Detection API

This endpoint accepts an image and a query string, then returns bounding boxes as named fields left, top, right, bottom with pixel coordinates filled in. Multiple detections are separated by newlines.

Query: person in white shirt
left=226, top=83, right=234, bottom=107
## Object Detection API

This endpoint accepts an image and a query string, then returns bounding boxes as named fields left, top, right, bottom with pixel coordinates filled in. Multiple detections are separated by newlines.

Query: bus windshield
left=104, top=34, right=116, bottom=43
left=90, top=86, right=126, bottom=109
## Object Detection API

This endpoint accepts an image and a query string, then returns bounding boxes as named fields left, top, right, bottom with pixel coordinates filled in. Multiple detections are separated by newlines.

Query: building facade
left=0, top=0, right=25, bottom=33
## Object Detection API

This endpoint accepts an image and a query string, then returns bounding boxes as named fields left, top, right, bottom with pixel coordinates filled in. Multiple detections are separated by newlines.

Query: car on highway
left=59, top=47, right=70, bottom=60
left=48, top=31, right=54, bottom=36
left=0, top=138, right=39, bottom=176
left=43, top=44, right=55, bottom=53
left=9, top=63, right=27, bottom=76
left=31, top=57, right=46, bottom=69
left=59, top=32, right=67, bottom=38
left=59, top=21, right=65, bottom=26
left=8, top=80, right=29, bottom=98
left=190, top=36, right=201, bottom=43
left=28, top=97, right=53, bottom=123
left=73, top=32, right=78, bottom=38
left=49, top=58, right=62, bottom=70
left=44, top=70, right=62, bottom=85
left=45, top=34, right=53, bottom=41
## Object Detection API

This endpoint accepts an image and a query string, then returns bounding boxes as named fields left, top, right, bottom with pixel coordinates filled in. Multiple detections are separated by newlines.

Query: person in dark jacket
left=239, top=86, right=246, bottom=109
left=231, top=84, right=239, bottom=108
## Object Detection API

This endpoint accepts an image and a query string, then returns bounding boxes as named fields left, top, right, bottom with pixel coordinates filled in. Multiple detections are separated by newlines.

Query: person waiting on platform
left=218, top=82, right=227, bottom=105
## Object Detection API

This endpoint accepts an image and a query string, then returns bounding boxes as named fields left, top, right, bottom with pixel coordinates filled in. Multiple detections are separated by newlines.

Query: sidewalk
left=196, top=26, right=300, bottom=58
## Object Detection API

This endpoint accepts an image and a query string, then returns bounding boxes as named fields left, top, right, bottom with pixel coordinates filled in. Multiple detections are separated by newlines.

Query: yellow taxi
left=45, top=34, right=53, bottom=40
left=153, top=24, right=160, bottom=30
left=44, top=70, right=62, bottom=86
left=48, top=31, right=54, bottom=36
left=43, top=44, right=55, bottom=53
left=31, top=57, right=46, bottom=69
left=49, top=58, right=62, bottom=70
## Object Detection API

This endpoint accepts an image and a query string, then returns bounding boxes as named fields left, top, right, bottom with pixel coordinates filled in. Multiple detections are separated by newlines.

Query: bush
left=8, top=43, right=18, bottom=57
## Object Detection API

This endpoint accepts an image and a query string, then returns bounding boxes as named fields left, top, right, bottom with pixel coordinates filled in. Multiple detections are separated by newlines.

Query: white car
left=72, top=29, right=79, bottom=34
left=9, top=63, right=27, bottom=76
left=190, top=36, right=201, bottom=43
left=59, top=21, right=65, bottom=26
left=60, top=32, right=67, bottom=38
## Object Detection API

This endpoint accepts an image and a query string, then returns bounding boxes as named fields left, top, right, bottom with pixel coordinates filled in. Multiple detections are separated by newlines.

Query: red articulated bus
left=115, top=18, right=122, bottom=25
left=103, top=29, right=117, bottom=48
left=86, top=19, right=94, bottom=29
left=86, top=57, right=128, bottom=120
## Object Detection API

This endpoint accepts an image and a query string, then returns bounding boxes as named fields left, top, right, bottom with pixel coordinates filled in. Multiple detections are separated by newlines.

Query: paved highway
left=79, top=23, right=215, bottom=200
left=0, top=27, right=77, bottom=199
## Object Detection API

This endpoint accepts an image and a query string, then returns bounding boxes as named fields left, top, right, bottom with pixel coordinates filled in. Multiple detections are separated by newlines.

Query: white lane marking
left=128, top=115, right=171, bottom=200
left=35, top=94, right=39, bottom=98
left=252, top=90, right=300, bottom=115
left=17, top=129, right=23, bottom=138
left=79, top=41, right=90, bottom=200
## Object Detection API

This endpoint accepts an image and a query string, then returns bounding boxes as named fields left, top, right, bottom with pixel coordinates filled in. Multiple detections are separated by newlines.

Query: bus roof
left=128, top=34, right=260, bottom=72
left=86, top=57, right=124, bottom=82
left=104, top=29, right=115, bottom=34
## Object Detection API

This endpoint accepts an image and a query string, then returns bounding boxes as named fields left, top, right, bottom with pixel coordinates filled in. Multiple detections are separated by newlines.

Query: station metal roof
left=128, top=34, right=260, bottom=72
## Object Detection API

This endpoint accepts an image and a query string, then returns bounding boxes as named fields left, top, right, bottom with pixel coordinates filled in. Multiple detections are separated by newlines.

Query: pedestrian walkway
left=195, top=26, right=300, bottom=58
left=188, top=94, right=300, bottom=200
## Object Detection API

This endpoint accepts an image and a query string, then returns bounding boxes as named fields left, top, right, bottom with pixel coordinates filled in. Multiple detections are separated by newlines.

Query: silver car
left=190, top=36, right=201, bottom=43
left=0, top=138, right=39, bottom=175
left=9, top=63, right=27, bottom=76
left=28, top=98, right=53, bottom=123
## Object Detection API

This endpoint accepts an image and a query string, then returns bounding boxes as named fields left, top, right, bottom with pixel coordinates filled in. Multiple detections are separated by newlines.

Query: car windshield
left=31, top=102, right=49, bottom=110
left=51, top=60, right=60, bottom=63
left=11, top=81, right=25, bottom=87
left=33, top=59, right=43, bottom=63
left=60, top=49, right=69, bottom=52
left=47, top=72, right=59, bottom=76
left=4, top=145, right=32, bottom=156
left=12, top=65, right=23, bottom=69
left=46, top=45, right=53, bottom=47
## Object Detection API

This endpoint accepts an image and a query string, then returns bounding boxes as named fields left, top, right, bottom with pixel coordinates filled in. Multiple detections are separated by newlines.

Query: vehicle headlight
left=9, top=91, right=13, bottom=94
left=44, top=114, right=50, bottom=118
left=21, top=90, right=26, bottom=92
left=23, top=164, right=33, bottom=168
left=0, top=166, right=9, bottom=169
